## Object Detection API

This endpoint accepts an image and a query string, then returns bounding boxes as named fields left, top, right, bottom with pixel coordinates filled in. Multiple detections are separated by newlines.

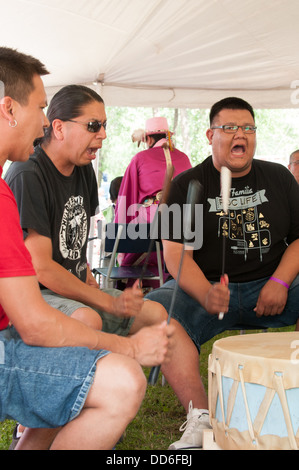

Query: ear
left=147, top=136, right=154, bottom=148
left=0, top=96, right=16, bottom=122
left=51, top=119, right=65, bottom=141
left=206, top=128, right=213, bottom=145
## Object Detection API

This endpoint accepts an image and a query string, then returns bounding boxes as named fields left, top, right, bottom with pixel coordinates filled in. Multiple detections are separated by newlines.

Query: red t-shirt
left=0, top=166, right=35, bottom=330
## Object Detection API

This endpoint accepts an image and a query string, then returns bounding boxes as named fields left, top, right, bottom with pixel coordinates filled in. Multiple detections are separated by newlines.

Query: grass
left=0, top=326, right=294, bottom=450
left=115, top=329, right=242, bottom=450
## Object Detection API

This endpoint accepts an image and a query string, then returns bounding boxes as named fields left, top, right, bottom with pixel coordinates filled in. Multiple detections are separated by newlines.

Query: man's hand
left=204, top=274, right=230, bottom=316
left=111, top=280, right=144, bottom=317
left=129, top=321, right=175, bottom=367
left=254, top=278, right=288, bottom=317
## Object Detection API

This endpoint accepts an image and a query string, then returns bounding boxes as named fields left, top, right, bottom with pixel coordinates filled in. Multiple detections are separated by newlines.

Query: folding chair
left=92, top=223, right=164, bottom=288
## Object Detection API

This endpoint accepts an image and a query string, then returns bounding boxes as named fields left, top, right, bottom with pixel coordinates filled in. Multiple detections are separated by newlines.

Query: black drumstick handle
left=148, top=180, right=202, bottom=385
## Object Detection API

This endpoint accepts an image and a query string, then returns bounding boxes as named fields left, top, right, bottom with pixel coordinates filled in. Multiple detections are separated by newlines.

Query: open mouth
left=231, top=144, right=246, bottom=155
left=87, top=147, right=99, bottom=157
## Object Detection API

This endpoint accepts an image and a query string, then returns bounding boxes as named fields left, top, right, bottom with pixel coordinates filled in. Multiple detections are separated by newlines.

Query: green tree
left=254, top=109, right=299, bottom=164
left=98, top=106, right=299, bottom=186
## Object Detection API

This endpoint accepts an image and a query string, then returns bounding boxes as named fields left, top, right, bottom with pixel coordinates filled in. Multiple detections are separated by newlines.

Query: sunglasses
left=67, top=119, right=107, bottom=133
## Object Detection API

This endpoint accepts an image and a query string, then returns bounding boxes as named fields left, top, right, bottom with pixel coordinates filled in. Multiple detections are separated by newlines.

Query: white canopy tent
left=2, top=0, right=299, bottom=266
left=1, top=0, right=299, bottom=109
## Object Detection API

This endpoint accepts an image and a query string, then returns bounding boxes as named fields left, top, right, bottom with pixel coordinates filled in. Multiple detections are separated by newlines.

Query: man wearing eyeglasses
left=147, top=96, right=299, bottom=449
left=288, top=149, right=299, bottom=184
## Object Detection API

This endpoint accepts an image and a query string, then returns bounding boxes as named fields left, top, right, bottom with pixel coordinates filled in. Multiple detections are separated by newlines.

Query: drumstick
left=139, top=164, right=174, bottom=288
left=148, top=180, right=202, bottom=386
left=218, top=166, right=231, bottom=320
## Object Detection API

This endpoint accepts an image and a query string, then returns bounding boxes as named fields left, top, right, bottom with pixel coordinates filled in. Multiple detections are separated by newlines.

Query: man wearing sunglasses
left=5, top=83, right=179, bottom=446
left=0, top=49, right=174, bottom=451
left=147, top=96, right=299, bottom=449
left=5, top=83, right=175, bottom=333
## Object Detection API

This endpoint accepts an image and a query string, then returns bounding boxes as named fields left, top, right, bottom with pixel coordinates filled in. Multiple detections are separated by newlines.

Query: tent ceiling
left=1, top=0, right=299, bottom=108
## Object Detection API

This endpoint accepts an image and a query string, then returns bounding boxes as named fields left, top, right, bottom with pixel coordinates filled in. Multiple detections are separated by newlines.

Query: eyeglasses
left=211, top=125, right=257, bottom=134
left=66, top=119, right=107, bottom=133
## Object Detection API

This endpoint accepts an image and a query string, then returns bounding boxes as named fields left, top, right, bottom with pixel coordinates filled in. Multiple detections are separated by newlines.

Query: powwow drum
left=208, top=332, right=299, bottom=450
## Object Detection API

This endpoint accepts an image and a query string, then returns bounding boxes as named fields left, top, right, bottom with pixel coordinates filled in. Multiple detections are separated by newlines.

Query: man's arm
left=0, top=275, right=174, bottom=367
left=255, top=239, right=299, bottom=317
left=25, top=228, right=144, bottom=318
left=86, top=264, right=99, bottom=288
left=163, top=239, right=230, bottom=315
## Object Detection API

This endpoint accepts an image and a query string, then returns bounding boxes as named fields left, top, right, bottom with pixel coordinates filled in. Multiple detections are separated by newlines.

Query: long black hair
left=40, top=84, right=104, bottom=144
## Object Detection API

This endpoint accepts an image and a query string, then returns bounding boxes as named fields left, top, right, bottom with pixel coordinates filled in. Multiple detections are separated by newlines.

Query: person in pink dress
left=115, top=117, right=192, bottom=288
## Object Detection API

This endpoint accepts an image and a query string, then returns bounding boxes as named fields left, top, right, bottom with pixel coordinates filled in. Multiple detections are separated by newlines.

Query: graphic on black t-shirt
left=59, top=195, right=88, bottom=261
left=208, top=186, right=270, bottom=261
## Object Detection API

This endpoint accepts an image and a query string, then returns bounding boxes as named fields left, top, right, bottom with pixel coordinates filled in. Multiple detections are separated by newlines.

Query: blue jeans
left=0, top=327, right=110, bottom=428
left=146, top=276, right=299, bottom=353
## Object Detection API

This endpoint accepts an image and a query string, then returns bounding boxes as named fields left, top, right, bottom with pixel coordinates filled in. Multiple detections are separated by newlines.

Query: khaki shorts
left=41, top=288, right=135, bottom=337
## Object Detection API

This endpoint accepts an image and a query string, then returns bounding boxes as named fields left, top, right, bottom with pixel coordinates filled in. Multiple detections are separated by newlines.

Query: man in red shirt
left=0, top=47, right=173, bottom=450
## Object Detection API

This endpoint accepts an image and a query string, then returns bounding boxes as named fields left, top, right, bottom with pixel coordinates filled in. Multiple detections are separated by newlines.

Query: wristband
left=269, top=276, right=289, bottom=289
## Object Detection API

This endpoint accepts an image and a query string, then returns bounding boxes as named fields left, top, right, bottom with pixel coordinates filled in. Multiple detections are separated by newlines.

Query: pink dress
left=114, top=140, right=192, bottom=286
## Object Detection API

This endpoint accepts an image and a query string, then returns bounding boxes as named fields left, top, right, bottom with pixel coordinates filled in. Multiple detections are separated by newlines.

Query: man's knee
left=121, top=357, right=147, bottom=410
left=90, top=354, right=146, bottom=418
left=71, top=307, right=102, bottom=330
left=129, top=300, right=167, bottom=334
left=145, top=300, right=168, bottom=322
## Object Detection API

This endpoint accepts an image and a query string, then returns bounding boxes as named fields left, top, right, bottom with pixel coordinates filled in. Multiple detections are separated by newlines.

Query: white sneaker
left=168, top=401, right=211, bottom=450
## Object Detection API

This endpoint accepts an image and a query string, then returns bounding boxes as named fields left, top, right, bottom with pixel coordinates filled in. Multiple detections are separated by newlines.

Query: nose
left=234, top=126, right=246, bottom=137
left=96, top=126, right=106, bottom=140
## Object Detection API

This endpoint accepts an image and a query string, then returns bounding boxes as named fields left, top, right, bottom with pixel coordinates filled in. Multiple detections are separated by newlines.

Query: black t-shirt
left=166, top=156, right=299, bottom=282
left=5, top=145, right=99, bottom=284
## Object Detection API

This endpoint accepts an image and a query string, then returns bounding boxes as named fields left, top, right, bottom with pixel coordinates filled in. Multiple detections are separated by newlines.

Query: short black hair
left=109, top=176, right=123, bottom=203
left=0, top=47, right=49, bottom=104
left=209, top=97, right=255, bottom=126
left=148, top=133, right=167, bottom=148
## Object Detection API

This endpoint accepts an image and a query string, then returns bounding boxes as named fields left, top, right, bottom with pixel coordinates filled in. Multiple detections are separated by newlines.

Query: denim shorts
left=41, top=288, right=134, bottom=337
left=0, top=326, right=110, bottom=428
left=146, top=276, right=299, bottom=353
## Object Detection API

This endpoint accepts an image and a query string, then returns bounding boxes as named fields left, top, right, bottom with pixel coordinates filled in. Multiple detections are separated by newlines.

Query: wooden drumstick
left=148, top=180, right=202, bottom=385
left=219, top=166, right=231, bottom=320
